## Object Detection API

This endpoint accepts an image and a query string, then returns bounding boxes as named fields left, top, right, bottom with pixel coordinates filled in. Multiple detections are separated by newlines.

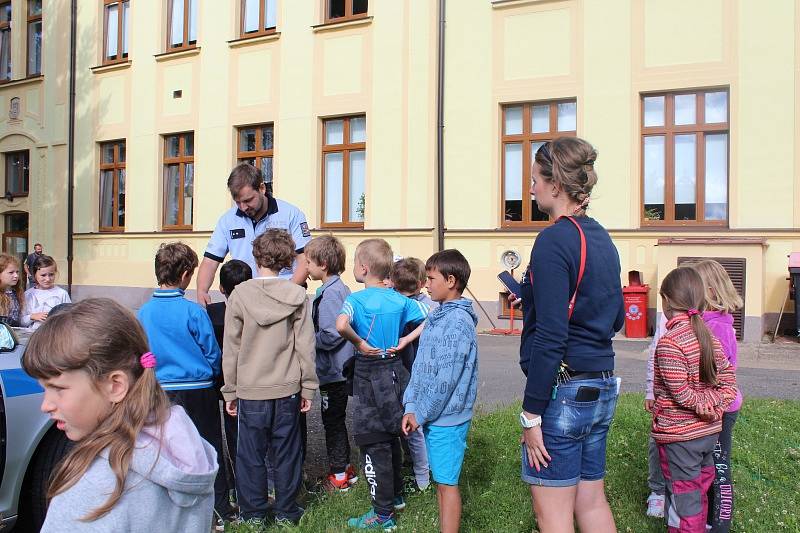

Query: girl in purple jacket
left=644, top=260, right=742, bottom=532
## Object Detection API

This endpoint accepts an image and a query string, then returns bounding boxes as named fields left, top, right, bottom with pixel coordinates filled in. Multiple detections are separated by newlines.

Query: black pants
left=321, top=381, right=351, bottom=473
left=236, top=395, right=304, bottom=523
left=362, top=438, right=403, bottom=516
left=166, top=388, right=229, bottom=515
left=708, top=410, right=738, bottom=532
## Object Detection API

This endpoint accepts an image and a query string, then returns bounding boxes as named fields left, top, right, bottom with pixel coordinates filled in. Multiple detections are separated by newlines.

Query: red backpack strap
left=561, top=216, right=587, bottom=320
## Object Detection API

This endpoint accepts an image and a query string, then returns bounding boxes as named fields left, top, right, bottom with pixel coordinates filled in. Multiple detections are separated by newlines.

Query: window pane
left=118, top=141, right=126, bottom=162
left=261, top=157, right=273, bottom=184
left=100, top=170, right=114, bottom=228
left=504, top=106, right=522, bottom=135
left=240, top=128, right=257, bottom=152
left=243, top=0, right=259, bottom=33
left=643, top=136, right=665, bottom=220
left=674, top=134, right=696, bottom=220
left=0, top=3, right=10, bottom=22
left=27, top=21, right=42, bottom=74
left=529, top=142, right=550, bottom=222
left=324, top=152, right=343, bottom=223
left=705, top=91, right=728, bottom=123
left=170, top=0, right=184, bottom=46
left=164, top=165, right=180, bottom=226
left=166, top=135, right=180, bottom=157
left=328, top=0, right=345, bottom=19
left=102, top=143, right=115, bottom=164
left=183, top=133, right=194, bottom=156
left=29, top=0, right=42, bottom=15
left=503, top=143, right=522, bottom=222
left=189, top=0, right=198, bottom=43
left=353, top=0, right=368, bottom=15
left=557, top=101, right=577, bottom=131
left=122, top=1, right=129, bottom=55
left=261, top=125, right=274, bottom=150
left=349, top=150, right=365, bottom=222
left=265, top=0, right=277, bottom=29
left=106, top=4, right=118, bottom=58
left=531, top=105, right=549, bottom=134
left=325, top=120, right=344, bottom=145
left=674, top=94, right=696, bottom=125
left=643, top=96, right=664, bottom=127
left=0, top=28, right=9, bottom=80
left=117, top=169, right=126, bottom=227
left=350, top=116, right=366, bottom=143
left=705, top=133, right=728, bottom=220
left=183, top=163, right=194, bottom=226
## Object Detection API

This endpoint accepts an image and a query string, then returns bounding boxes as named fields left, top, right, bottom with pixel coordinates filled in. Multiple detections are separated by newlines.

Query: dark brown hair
left=22, top=298, right=170, bottom=521
left=227, top=162, right=264, bottom=196
left=31, top=254, right=57, bottom=278
left=355, top=239, right=394, bottom=280
left=252, top=229, right=295, bottom=272
left=425, top=249, right=471, bottom=293
left=305, top=235, right=346, bottom=275
left=535, top=136, right=598, bottom=213
left=659, top=266, right=717, bottom=385
left=391, top=257, right=426, bottom=294
left=0, top=253, right=24, bottom=316
left=219, top=259, right=252, bottom=295
left=155, top=242, right=198, bottom=286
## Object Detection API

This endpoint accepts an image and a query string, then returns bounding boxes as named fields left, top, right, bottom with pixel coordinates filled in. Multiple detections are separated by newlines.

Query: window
left=163, top=133, right=194, bottom=230
left=5, top=151, right=29, bottom=196
left=27, top=0, right=42, bottom=76
left=0, top=2, right=11, bottom=81
left=168, top=0, right=198, bottom=50
left=237, top=124, right=274, bottom=194
left=99, top=140, right=126, bottom=232
left=103, top=0, right=130, bottom=64
left=241, top=0, right=276, bottom=37
left=325, top=0, right=368, bottom=23
left=322, top=115, right=365, bottom=227
left=501, top=100, right=577, bottom=226
left=641, top=89, right=729, bottom=225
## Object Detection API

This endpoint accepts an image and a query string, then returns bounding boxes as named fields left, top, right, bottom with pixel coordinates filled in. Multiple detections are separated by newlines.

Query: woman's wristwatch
left=519, top=412, right=542, bottom=428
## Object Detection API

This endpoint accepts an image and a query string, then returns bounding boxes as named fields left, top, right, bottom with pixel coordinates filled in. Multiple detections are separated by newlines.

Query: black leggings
left=707, top=410, right=738, bottom=533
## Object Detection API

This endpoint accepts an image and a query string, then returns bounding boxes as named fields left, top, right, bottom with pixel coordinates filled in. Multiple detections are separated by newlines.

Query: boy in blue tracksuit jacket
left=136, top=242, right=229, bottom=519
left=402, top=249, right=478, bottom=533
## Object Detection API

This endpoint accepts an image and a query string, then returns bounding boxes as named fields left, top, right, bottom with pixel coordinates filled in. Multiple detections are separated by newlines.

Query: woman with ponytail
left=652, top=267, right=738, bottom=532
left=22, top=298, right=218, bottom=532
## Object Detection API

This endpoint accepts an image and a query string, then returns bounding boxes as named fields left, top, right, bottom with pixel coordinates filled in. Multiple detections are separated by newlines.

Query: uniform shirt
left=340, top=287, right=428, bottom=354
left=204, top=196, right=312, bottom=279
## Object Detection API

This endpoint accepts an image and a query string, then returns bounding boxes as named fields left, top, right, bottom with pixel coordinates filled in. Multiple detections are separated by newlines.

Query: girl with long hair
left=21, top=255, right=71, bottom=330
left=0, top=253, right=25, bottom=326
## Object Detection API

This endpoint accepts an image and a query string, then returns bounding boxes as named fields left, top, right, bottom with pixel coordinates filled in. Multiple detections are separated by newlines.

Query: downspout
left=435, top=0, right=445, bottom=251
left=66, top=0, right=77, bottom=294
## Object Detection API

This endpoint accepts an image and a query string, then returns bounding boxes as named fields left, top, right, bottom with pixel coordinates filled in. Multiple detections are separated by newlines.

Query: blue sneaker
left=346, top=509, right=397, bottom=531
left=392, top=496, right=406, bottom=511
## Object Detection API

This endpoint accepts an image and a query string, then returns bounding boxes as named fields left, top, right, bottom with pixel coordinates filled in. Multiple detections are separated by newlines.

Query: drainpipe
left=66, top=0, right=77, bottom=294
left=435, top=0, right=445, bottom=251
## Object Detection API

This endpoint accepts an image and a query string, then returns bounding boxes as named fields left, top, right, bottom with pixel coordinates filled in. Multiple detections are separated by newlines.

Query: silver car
left=0, top=329, right=71, bottom=532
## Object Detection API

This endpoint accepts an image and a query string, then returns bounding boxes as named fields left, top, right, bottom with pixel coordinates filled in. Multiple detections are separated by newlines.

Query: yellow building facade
left=13, top=0, right=800, bottom=341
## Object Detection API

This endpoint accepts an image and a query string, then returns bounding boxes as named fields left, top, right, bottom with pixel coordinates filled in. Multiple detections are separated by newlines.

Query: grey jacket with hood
left=40, top=405, right=217, bottom=532
left=312, top=275, right=354, bottom=385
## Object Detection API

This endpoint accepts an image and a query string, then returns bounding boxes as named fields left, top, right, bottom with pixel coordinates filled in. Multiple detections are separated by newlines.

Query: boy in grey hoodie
left=222, top=230, right=318, bottom=526
left=402, top=249, right=478, bottom=533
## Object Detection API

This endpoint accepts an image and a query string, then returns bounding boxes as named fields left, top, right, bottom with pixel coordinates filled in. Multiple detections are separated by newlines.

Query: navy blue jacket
left=519, top=217, right=624, bottom=414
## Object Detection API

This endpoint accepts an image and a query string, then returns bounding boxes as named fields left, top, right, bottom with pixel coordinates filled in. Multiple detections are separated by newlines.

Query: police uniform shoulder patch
left=300, top=222, right=311, bottom=237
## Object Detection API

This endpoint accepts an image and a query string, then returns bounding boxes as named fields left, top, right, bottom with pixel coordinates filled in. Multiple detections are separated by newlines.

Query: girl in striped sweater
left=652, top=267, right=737, bottom=533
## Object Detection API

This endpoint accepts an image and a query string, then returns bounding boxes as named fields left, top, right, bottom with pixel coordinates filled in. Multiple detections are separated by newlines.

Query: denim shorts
left=521, top=376, right=619, bottom=487
left=424, top=420, right=471, bottom=486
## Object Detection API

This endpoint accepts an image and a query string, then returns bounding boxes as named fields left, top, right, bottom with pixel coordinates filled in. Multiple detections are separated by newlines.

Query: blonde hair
left=22, top=298, right=170, bottom=521
left=305, top=235, right=346, bottom=275
left=689, top=260, right=743, bottom=314
left=355, top=238, right=393, bottom=280
left=0, top=253, right=24, bottom=316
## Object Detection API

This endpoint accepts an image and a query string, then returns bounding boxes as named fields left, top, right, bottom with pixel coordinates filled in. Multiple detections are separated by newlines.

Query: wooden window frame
left=102, top=0, right=129, bottom=65
left=167, top=0, right=197, bottom=51
left=640, top=89, right=729, bottom=227
left=5, top=150, right=29, bottom=197
left=500, top=100, right=577, bottom=228
left=26, top=0, right=42, bottom=76
left=0, top=1, right=11, bottom=82
left=321, top=115, right=366, bottom=229
left=324, top=0, right=368, bottom=24
left=239, top=0, right=277, bottom=39
left=162, top=133, right=194, bottom=231
left=236, top=123, right=274, bottom=194
left=99, top=140, right=126, bottom=232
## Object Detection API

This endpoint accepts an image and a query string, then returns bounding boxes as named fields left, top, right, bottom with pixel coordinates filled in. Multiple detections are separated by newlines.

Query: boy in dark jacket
left=305, top=235, right=357, bottom=492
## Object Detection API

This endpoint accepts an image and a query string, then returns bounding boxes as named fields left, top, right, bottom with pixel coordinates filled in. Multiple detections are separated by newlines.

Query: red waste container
left=623, top=270, right=649, bottom=338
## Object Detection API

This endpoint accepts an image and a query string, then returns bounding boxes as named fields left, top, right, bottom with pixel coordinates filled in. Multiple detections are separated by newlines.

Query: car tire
left=14, top=426, right=72, bottom=533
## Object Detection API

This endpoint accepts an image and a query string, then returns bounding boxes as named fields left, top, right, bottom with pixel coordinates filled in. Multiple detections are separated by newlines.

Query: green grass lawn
left=228, top=394, right=800, bottom=532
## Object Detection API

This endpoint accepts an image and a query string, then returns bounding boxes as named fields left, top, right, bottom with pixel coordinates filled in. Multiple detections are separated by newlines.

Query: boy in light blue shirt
left=402, top=249, right=478, bottom=533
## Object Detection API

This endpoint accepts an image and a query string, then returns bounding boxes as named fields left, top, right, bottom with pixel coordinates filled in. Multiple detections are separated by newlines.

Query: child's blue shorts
left=423, top=420, right=471, bottom=486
